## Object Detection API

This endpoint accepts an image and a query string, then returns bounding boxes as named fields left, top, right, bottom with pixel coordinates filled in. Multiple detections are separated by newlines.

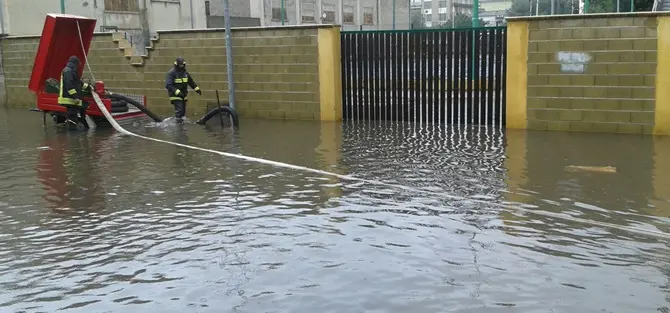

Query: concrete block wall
left=1, top=24, right=343, bottom=121
left=506, top=12, right=670, bottom=135
left=142, top=27, right=323, bottom=119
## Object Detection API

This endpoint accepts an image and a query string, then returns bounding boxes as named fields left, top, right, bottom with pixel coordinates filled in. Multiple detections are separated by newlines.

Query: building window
left=423, top=0, right=432, bottom=9
left=363, top=7, right=374, bottom=25
left=343, top=5, right=354, bottom=24
left=205, top=1, right=210, bottom=16
left=425, top=13, right=432, bottom=21
left=104, top=0, right=139, bottom=12
left=301, top=2, right=317, bottom=23
left=272, top=0, right=286, bottom=23
left=439, top=13, right=447, bottom=20
left=439, top=0, right=448, bottom=7
left=322, top=3, right=336, bottom=23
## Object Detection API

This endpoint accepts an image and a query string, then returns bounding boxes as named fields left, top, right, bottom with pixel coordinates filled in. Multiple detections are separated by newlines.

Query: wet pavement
left=0, top=107, right=668, bottom=313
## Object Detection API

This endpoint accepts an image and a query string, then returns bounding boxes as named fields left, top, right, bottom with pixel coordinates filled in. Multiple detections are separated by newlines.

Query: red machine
left=29, top=13, right=149, bottom=126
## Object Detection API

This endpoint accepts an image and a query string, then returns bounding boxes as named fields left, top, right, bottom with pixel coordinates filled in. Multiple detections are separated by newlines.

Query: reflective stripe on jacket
left=57, top=57, right=90, bottom=106
left=165, top=67, right=200, bottom=101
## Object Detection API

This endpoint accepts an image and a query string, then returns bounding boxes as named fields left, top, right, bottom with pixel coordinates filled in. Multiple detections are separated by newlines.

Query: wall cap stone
left=506, top=11, right=670, bottom=22
left=156, top=24, right=341, bottom=35
left=2, top=32, right=114, bottom=40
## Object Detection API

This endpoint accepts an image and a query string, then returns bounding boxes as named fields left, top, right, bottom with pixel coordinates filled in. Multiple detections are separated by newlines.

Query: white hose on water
left=75, top=23, right=670, bottom=240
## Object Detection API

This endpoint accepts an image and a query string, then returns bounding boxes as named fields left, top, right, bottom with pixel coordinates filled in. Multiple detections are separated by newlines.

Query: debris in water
left=565, top=165, right=617, bottom=173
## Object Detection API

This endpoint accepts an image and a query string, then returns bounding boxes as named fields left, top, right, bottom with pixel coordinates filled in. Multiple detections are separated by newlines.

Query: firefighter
left=57, top=55, right=92, bottom=129
left=165, top=56, right=202, bottom=123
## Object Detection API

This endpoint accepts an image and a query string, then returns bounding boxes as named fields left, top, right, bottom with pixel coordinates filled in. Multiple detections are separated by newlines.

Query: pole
left=281, top=0, right=285, bottom=25
left=60, top=0, right=65, bottom=13
left=223, top=0, right=236, bottom=109
left=630, top=0, right=634, bottom=11
left=584, top=0, right=589, bottom=13
left=392, top=0, right=396, bottom=30
left=472, top=0, right=479, bottom=26
left=471, top=0, right=478, bottom=86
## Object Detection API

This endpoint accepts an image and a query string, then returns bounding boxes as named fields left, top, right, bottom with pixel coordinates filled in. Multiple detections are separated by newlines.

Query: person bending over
left=57, top=55, right=92, bottom=129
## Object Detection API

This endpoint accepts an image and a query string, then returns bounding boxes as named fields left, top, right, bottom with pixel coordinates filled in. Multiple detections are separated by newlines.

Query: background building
left=206, top=0, right=411, bottom=30
left=410, top=0, right=474, bottom=27
left=0, top=0, right=411, bottom=48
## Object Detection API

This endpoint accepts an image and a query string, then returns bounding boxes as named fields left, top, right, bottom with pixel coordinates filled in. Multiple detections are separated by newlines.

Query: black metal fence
left=340, top=27, right=507, bottom=125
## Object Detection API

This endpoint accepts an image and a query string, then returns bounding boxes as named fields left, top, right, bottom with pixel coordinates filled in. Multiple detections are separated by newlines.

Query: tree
left=410, top=9, right=425, bottom=29
left=438, top=13, right=489, bottom=28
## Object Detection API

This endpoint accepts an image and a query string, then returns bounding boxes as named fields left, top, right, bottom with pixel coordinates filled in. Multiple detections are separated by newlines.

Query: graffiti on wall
left=556, top=51, right=591, bottom=73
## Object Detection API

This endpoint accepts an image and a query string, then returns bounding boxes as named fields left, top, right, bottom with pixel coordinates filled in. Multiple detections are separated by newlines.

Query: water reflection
left=37, top=130, right=108, bottom=213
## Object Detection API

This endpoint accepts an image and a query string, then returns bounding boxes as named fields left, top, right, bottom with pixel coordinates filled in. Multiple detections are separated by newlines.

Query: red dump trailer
left=29, top=13, right=150, bottom=127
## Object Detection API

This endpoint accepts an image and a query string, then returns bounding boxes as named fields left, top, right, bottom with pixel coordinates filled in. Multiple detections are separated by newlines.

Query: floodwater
left=0, top=106, right=669, bottom=313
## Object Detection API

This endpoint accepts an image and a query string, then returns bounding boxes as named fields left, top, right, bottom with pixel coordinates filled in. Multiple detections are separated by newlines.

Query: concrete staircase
left=111, top=32, right=159, bottom=67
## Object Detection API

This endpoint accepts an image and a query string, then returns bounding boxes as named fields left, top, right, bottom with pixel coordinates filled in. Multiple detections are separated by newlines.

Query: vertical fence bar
left=403, top=32, right=410, bottom=122
left=424, top=32, right=435, bottom=123
left=411, top=32, right=419, bottom=123
left=432, top=31, right=440, bottom=124
left=385, top=33, right=392, bottom=121
left=374, top=32, right=382, bottom=121
left=363, top=33, right=373, bottom=121
left=486, top=29, right=495, bottom=125
left=351, top=34, right=357, bottom=121
left=369, top=33, right=377, bottom=121
left=342, top=34, right=350, bottom=120
left=494, top=29, right=503, bottom=126
left=474, top=29, right=482, bottom=125
left=379, top=33, right=391, bottom=120
left=440, top=31, right=447, bottom=124
left=447, top=31, right=454, bottom=125
left=458, top=31, right=467, bottom=124
left=356, top=34, right=364, bottom=121
left=500, top=29, right=510, bottom=126
left=393, top=33, right=400, bottom=122
left=416, top=32, right=428, bottom=123
left=465, top=29, right=476, bottom=124
left=480, top=29, right=488, bottom=125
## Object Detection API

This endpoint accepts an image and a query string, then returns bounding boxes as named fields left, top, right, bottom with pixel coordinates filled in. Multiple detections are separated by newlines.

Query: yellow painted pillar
left=655, top=16, right=670, bottom=135
left=317, top=26, right=343, bottom=121
left=505, top=21, right=529, bottom=129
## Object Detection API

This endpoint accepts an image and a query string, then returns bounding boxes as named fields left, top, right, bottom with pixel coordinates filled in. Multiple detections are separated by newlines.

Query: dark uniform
left=57, top=55, right=92, bottom=128
left=165, top=57, right=201, bottom=122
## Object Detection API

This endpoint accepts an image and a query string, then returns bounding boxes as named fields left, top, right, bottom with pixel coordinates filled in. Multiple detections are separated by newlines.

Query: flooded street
left=0, top=107, right=668, bottom=313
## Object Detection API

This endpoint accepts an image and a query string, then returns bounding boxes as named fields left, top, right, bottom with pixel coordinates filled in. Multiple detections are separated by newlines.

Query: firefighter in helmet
left=165, top=56, right=202, bottom=123
left=58, top=55, right=92, bottom=129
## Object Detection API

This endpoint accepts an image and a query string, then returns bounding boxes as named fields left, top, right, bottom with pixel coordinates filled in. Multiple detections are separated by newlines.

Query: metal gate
left=340, top=27, right=507, bottom=125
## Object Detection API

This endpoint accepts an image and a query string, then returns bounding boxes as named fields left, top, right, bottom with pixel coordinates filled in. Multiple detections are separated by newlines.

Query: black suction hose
left=107, top=92, right=164, bottom=123
left=196, top=106, right=239, bottom=127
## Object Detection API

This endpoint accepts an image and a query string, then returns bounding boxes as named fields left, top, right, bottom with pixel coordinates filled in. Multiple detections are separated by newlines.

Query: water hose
left=77, top=24, right=670, bottom=241
left=195, top=106, right=239, bottom=126
left=107, top=92, right=163, bottom=123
